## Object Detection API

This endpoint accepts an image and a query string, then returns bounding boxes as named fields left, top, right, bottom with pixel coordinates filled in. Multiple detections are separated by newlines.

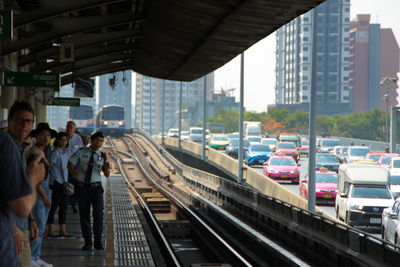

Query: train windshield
left=69, top=106, right=92, bottom=119
left=102, top=106, right=124, bottom=120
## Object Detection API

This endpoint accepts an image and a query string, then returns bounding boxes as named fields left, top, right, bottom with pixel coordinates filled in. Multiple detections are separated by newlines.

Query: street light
left=380, top=76, right=398, bottom=145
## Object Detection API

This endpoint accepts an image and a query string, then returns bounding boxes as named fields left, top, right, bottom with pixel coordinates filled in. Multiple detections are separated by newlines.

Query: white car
left=389, top=170, right=400, bottom=198
left=382, top=198, right=400, bottom=245
left=180, top=131, right=189, bottom=140
left=261, top=138, right=277, bottom=150
left=167, top=128, right=179, bottom=138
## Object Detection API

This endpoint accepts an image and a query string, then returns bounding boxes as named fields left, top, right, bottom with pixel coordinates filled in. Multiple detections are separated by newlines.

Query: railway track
left=105, top=136, right=253, bottom=267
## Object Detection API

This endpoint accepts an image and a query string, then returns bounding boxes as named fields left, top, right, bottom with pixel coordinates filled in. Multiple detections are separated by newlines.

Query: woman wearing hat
left=26, top=122, right=56, bottom=267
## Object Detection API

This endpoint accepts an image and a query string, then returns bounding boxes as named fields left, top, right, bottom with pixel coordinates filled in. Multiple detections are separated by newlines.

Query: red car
left=299, top=168, right=338, bottom=205
left=263, top=155, right=300, bottom=184
left=274, top=142, right=299, bottom=162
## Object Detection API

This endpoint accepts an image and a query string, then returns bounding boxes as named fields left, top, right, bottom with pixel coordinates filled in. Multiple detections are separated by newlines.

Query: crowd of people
left=0, top=101, right=110, bottom=267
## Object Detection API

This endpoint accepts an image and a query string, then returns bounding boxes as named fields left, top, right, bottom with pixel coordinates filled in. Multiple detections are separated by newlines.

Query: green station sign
left=0, top=10, right=13, bottom=39
left=48, top=97, right=80, bottom=106
left=2, top=72, right=60, bottom=87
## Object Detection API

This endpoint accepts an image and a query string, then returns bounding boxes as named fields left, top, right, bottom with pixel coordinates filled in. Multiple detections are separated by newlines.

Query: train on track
left=95, top=104, right=125, bottom=137
left=68, top=104, right=95, bottom=136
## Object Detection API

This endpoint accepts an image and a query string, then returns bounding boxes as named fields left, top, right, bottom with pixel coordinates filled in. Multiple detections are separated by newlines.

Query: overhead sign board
left=0, top=10, right=12, bottom=39
left=48, top=97, right=80, bottom=106
left=2, top=72, right=60, bottom=88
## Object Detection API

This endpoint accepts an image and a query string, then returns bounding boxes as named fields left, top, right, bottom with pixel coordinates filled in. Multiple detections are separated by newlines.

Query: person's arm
left=8, top=156, right=45, bottom=217
left=37, top=184, right=51, bottom=207
left=67, top=161, right=79, bottom=179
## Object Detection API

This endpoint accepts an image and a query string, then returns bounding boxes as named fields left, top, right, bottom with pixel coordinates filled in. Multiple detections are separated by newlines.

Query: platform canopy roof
left=3, top=0, right=324, bottom=85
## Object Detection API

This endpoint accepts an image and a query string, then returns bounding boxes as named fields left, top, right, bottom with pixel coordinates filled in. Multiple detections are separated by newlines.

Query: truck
left=335, top=164, right=394, bottom=227
left=243, top=121, right=261, bottom=137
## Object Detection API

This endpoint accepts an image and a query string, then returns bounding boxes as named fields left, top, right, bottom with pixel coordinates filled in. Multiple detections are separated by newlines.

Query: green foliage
left=207, top=109, right=239, bottom=133
left=207, top=108, right=386, bottom=141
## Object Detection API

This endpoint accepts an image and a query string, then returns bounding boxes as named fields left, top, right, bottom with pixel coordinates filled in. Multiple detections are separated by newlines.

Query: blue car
left=245, top=144, right=273, bottom=166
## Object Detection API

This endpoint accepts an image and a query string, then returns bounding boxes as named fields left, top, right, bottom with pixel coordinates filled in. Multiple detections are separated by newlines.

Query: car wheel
left=381, top=227, right=385, bottom=240
left=292, top=180, right=299, bottom=185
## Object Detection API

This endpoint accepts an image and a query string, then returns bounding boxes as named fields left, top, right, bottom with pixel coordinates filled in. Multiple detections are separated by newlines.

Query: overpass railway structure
left=105, top=130, right=400, bottom=266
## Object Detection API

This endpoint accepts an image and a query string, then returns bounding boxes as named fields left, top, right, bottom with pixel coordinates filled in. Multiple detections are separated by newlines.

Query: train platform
left=40, top=175, right=155, bottom=267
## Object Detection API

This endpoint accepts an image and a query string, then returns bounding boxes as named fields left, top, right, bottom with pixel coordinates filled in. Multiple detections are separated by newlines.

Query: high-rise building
left=349, top=14, right=399, bottom=112
left=273, top=0, right=351, bottom=115
left=135, top=73, right=214, bottom=134
left=98, top=71, right=133, bottom=128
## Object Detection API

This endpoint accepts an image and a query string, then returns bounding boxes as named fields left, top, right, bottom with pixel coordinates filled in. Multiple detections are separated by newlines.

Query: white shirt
left=66, top=133, right=84, bottom=157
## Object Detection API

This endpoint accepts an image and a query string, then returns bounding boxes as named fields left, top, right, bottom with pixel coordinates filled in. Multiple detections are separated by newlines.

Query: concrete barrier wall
left=160, top=138, right=338, bottom=218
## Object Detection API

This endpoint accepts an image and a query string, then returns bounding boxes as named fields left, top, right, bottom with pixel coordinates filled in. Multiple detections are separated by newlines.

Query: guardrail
left=131, top=129, right=400, bottom=265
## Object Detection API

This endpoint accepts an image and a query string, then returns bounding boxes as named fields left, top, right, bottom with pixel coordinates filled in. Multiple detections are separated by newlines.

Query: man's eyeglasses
left=13, top=117, right=34, bottom=125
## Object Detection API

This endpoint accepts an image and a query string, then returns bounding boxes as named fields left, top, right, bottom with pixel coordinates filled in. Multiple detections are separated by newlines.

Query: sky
left=214, top=0, right=400, bottom=112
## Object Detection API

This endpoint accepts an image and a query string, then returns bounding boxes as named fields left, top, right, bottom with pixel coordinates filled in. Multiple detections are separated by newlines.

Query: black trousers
left=47, top=181, right=67, bottom=225
left=75, top=185, right=104, bottom=241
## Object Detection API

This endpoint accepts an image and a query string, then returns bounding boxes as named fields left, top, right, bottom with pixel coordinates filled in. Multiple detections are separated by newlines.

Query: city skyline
left=214, top=0, right=400, bottom=112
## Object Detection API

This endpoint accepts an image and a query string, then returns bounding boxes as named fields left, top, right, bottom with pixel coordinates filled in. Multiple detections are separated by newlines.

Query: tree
left=207, top=109, right=239, bottom=133
left=262, top=116, right=286, bottom=135
left=267, top=107, right=289, bottom=122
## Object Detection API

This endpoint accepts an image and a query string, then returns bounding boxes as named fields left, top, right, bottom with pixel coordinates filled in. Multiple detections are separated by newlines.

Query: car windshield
left=191, top=129, right=202, bottom=134
left=381, top=157, right=393, bottom=164
left=316, top=154, right=338, bottom=163
left=250, top=144, right=270, bottom=152
left=368, top=154, right=381, bottom=162
left=393, top=160, right=400, bottom=168
left=181, top=132, right=188, bottom=136
left=262, top=139, right=277, bottom=145
left=341, top=147, right=348, bottom=153
left=229, top=139, right=250, bottom=148
left=247, top=137, right=261, bottom=142
left=390, top=176, right=400, bottom=185
left=213, top=136, right=228, bottom=141
left=270, top=158, right=296, bottom=166
left=349, top=148, right=369, bottom=156
left=351, top=186, right=392, bottom=199
left=169, top=129, right=178, bottom=133
left=316, top=173, right=338, bottom=183
left=321, top=139, right=341, bottom=146
left=228, top=133, right=239, bottom=139
left=278, top=143, right=296, bottom=149
left=301, top=140, right=309, bottom=145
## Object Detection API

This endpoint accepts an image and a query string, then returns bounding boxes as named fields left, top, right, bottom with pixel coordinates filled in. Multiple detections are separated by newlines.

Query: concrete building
left=98, top=71, right=133, bottom=128
left=135, top=73, right=214, bottom=134
left=350, top=14, right=399, bottom=113
left=272, top=0, right=351, bottom=115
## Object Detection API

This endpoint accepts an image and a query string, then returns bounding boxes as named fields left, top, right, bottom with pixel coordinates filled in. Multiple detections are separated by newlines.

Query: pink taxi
left=299, top=168, right=338, bottom=206
left=378, top=154, right=399, bottom=168
left=263, top=155, right=300, bottom=184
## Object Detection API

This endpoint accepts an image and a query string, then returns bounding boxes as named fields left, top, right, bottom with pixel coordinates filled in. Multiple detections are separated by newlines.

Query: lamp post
left=380, top=76, right=398, bottom=145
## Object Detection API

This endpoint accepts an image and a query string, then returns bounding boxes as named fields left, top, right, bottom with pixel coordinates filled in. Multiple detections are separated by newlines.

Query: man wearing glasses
left=0, top=101, right=45, bottom=267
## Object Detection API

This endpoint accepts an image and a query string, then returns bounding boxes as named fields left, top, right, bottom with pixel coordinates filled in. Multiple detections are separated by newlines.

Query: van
left=335, top=164, right=394, bottom=227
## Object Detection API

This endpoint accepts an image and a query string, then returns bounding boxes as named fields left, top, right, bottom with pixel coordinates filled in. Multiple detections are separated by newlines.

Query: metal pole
left=307, top=9, right=317, bottom=212
left=149, top=78, right=152, bottom=135
left=201, top=76, right=207, bottom=161
left=390, top=106, right=397, bottom=153
left=238, top=53, right=245, bottom=184
left=178, top=81, right=183, bottom=151
left=162, top=80, right=165, bottom=145
left=386, top=85, right=389, bottom=145
left=141, top=77, right=144, bottom=129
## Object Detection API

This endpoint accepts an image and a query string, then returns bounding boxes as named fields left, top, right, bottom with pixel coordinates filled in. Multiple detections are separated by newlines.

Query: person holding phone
left=26, top=123, right=57, bottom=267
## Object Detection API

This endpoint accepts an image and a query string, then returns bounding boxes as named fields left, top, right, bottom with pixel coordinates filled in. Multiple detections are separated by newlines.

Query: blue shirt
left=66, top=133, right=83, bottom=157
left=49, top=148, right=69, bottom=184
left=0, top=131, right=32, bottom=267
left=69, top=147, right=105, bottom=183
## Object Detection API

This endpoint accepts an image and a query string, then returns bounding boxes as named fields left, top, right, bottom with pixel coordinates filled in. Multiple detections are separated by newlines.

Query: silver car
left=382, top=198, right=400, bottom=245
